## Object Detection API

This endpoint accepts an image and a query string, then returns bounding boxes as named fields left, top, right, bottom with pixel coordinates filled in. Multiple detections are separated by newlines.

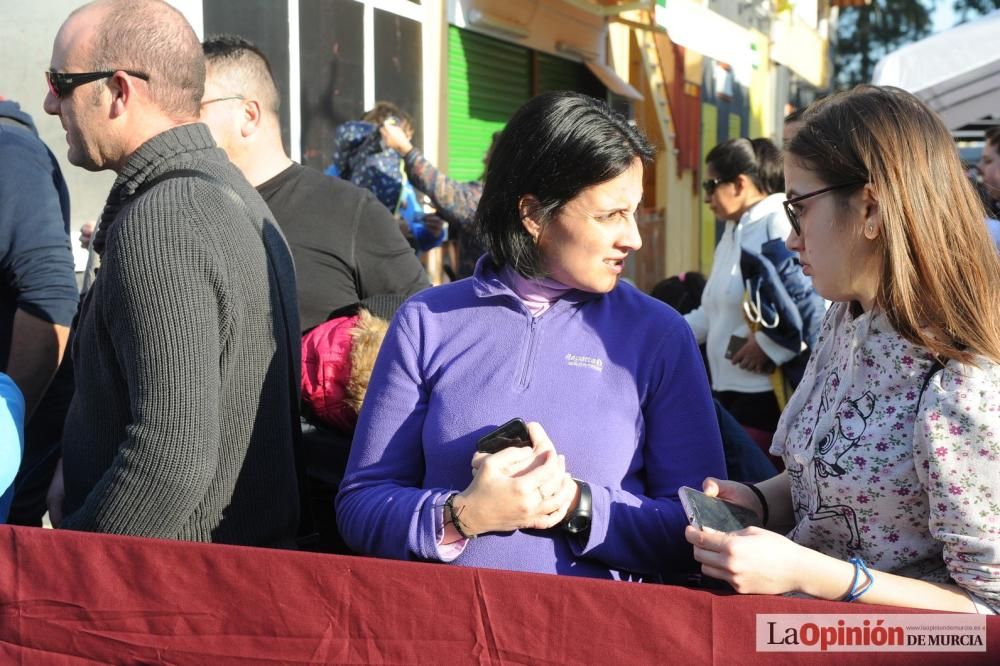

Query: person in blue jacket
left=0, top=98, right=78, bottom=525
left=337, top=91, right=726, bottom=580
left=0, top=373, right=25, bottom=522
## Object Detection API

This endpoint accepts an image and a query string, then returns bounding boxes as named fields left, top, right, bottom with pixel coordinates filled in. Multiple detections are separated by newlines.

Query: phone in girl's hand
left=679, top=486, right=762, bottom=532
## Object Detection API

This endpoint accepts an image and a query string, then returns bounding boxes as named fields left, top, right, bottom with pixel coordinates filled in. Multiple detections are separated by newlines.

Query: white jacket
left=684, top=194, right=798, bottom=393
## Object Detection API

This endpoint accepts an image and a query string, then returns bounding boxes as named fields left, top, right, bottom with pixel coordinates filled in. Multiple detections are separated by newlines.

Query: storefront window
left=298, top=0, right=365, bottom=170
left=203, top=0, right=291, bottom=152
left=373, top=8, right=423, bottom=149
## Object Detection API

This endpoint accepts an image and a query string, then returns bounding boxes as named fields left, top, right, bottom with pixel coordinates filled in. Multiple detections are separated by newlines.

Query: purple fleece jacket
left=336, top=258, right=726, bottom=580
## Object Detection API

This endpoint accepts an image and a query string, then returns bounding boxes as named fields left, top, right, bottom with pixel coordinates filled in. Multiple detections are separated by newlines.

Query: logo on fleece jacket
left=565, top=353, right=604, bottom=372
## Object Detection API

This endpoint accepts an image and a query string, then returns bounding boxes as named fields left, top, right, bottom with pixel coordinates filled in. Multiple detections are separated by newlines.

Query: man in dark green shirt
left=43, top=0, right=300, bottom=546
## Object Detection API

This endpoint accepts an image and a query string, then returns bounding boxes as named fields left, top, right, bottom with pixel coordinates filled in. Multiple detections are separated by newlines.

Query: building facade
left=0, top=0, right=836, bottom=287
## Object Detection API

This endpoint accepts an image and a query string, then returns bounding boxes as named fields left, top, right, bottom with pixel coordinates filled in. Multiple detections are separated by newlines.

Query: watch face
left=565, top=515, right=591, bottom=533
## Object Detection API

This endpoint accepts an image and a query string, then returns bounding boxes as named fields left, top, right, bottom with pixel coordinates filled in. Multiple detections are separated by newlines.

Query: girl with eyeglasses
left=686, top=137, right=815, bottom=457
left=687, top=85, right=1000, bottom=613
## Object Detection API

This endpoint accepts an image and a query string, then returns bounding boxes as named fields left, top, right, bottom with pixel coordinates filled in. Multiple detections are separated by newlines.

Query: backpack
left=327, top=121, right=444, bottom=251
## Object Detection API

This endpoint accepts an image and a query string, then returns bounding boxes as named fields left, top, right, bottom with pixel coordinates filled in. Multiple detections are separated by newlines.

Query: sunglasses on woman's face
left=701, top=178, right=733, bottom=196
left=782, top=181, right=867, bottom=235
left=46, top=69, right=149, bottom=98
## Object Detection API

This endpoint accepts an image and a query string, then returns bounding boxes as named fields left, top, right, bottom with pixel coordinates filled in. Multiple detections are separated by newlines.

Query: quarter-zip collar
left=470, top=255, right=602, bottom=317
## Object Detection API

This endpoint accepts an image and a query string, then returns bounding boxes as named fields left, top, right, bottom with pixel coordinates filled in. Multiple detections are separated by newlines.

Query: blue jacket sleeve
left=570, top=322, right=728, bottom=574
left=336, top=306, right=449, bottom=561
left=0, top=373, right=25, bottom=523
left=0, top=138, right=78, bottom=327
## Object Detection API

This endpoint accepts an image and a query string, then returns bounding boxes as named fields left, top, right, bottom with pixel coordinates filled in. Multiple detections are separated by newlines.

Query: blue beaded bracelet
left=843, top=556, right=875, bottom=602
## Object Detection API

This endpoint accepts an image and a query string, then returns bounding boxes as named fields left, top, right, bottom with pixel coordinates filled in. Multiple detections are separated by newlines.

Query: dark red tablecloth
left=0, top=526, right=995, bottom=664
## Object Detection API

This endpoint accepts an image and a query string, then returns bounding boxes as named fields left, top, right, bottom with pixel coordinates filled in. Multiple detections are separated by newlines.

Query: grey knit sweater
left=60, top=123, right=300, bottom=547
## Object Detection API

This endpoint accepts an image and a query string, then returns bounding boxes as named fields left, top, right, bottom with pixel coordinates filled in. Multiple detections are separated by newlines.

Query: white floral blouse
left=772, top=302, right=1000, bottom=612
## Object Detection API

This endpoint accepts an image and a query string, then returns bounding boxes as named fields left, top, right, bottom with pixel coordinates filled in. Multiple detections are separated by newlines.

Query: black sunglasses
left=702, top=177, right=734, bottom=195
left=782, top=181, right=867, bottom=235
left=46, top=69, right=149, bottom=98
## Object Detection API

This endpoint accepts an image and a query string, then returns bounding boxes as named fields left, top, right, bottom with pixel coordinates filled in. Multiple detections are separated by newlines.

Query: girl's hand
left=685, top=525, right=809, bottom=595
left=701, top=476, right=765, bottom=522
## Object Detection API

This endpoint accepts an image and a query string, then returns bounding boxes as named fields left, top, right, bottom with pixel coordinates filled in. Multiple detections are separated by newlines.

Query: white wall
left=1, top=0, right=115, bottom=246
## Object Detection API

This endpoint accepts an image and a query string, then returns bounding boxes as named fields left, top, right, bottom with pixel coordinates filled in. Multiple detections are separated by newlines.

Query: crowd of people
left=1, top=0, right=998, bottom=618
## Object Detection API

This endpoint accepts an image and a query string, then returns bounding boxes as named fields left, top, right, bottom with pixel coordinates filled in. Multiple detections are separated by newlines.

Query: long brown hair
left=789, top=85, right=1000, bottom=365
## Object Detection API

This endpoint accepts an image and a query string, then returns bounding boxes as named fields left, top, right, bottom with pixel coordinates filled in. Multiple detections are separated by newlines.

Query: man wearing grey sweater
left=42, top=0, right=300, bottom=547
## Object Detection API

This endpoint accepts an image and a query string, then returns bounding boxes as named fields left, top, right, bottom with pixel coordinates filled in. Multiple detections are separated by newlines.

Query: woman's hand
left=457, top=422, right=577, bottom=535
left=685, top=525, right=810, bottom=595
left=730, top=336, right=774, bottom=374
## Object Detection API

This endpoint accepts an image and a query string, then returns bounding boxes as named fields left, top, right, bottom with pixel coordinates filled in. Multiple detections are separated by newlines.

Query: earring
left=867, top=224, right=874, bottom=233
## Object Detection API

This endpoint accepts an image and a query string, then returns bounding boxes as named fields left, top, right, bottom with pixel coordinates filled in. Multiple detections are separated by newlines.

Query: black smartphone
left=476, top=418, right=532, bottom=455
left=678, top=486, right=762, bottom=532
left=724, top=335, right=748, bottom=360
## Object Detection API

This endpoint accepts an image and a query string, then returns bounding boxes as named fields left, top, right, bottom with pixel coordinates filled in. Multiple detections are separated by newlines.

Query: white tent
left=872, top=10, right=1000, bottom=130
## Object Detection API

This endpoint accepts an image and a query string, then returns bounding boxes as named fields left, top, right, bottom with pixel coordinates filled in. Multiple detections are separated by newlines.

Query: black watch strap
left=563, top=480, right=592, bottom=534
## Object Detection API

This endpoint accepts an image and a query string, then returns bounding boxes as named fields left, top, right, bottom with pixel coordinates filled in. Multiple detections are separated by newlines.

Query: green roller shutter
left=447, top=27, right=530, bottom=181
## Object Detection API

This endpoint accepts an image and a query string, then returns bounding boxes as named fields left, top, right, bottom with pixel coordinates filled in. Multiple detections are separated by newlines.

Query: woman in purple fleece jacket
left=337, top=92, right=727, bottom=580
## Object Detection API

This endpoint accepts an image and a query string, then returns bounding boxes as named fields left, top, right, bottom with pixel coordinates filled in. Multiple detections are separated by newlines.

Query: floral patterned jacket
left=403, top=148, right=483, bottom=279
left=772, top=301, right=1000, bottom=612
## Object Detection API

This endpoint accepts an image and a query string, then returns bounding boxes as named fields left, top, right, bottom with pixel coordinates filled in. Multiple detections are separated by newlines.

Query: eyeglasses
left=702, top=178, right=733, bottom=196
left=782, top=181, right=867, bottom=235
left=200, top=96, right=245, bottom=107
left=46, top=69, right=149, bottom=98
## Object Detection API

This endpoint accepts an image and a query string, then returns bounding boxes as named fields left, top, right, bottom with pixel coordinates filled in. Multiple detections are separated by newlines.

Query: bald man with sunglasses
left=42, top=0, right=301, bottom=546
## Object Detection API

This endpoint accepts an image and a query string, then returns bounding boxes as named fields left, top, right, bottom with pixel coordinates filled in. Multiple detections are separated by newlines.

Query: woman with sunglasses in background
left=685, top=137, right=808, bottom=453
left=687, top=86, right=1000, bottom=613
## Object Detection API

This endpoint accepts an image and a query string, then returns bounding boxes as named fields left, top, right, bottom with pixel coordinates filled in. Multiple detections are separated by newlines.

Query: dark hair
left=650, top=272, right=707, bottom=315
left=705, top=137, right=784, bottom=195
left=202, top=34, right=280, bottom=115
left=986, top=127, right=1000, bottom=149
left=479, top=131, right=502, bottom=182
left=363, top=101, right=413, bottom=131
left=476, top=91, right=655, bottom=277
left=784, top=108, right=804, bottom=124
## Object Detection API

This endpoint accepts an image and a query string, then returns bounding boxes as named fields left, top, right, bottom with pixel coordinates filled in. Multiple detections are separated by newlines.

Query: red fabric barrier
left=0, top=526, right=996, bottom=664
